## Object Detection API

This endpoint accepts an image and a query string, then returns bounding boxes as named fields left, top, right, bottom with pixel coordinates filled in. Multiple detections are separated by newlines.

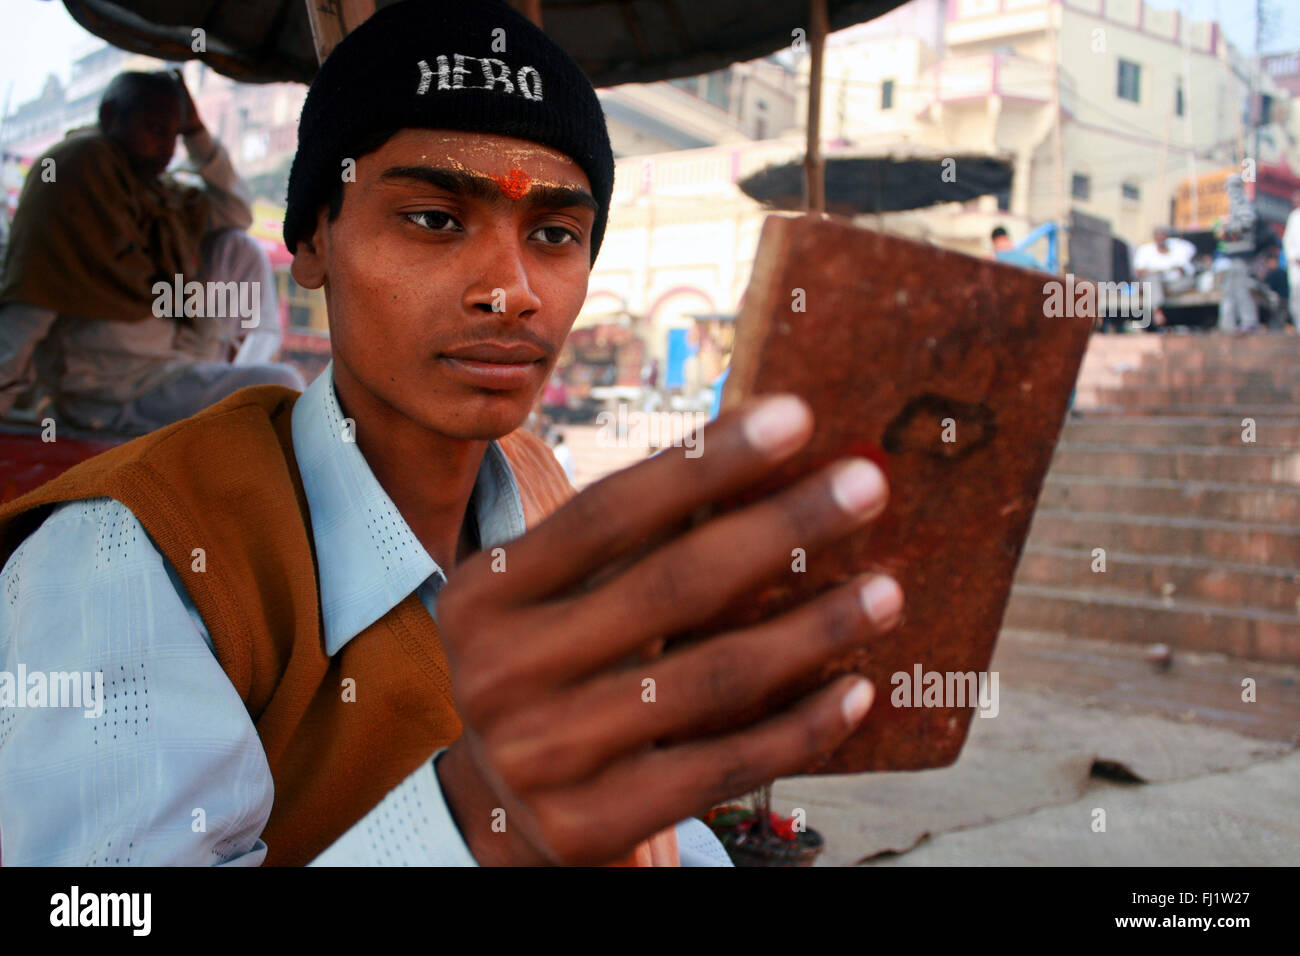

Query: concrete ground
left=771, top=631, right=1300, bottom=866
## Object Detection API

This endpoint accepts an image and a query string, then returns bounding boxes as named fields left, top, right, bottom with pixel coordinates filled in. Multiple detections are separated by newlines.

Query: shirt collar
left=291, top=361, right=527, bottom=656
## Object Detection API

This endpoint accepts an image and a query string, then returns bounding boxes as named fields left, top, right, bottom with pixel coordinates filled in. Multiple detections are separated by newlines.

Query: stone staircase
left=1005, top=332, right=1300, bottom=665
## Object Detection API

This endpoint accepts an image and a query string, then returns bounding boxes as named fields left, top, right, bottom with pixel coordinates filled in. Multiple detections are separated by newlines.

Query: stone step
left=1004, top=584, right=1300, bottom=663
left=1106, top=368, right=1300, bottom=388
left=1081, top=332, right=1300, bottom=358
left=1079, top=349, right=1300, bottom=371
left=1075, top=338, right=1300, bottom=385
left=1026, top=510, right=1300, bottom=566
left=1082, top=344, right=1300, bottom=361
left=1038, top=473, right=1300, bottom=522
left=1089, top=385, right=1300, bottom=406
left=1061, top=417, right=1300, bottom=448
left=992, top=629, right=1300, bottom=739
left=1014, top=545, right=1300, bottom=616
left=1074, top=369, right=1296, bottom=390
left=1050, top=442, right=1300, bottom=484
left=1074, top=402, right=1300, bottom=418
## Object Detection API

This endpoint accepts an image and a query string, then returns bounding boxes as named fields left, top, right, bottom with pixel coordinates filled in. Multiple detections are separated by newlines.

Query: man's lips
left=441, top=342, right=547, bottom=364
left=438, top=341, right=547, bottom=390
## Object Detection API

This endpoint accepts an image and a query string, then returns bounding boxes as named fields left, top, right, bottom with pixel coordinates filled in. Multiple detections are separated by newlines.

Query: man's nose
left=465, top=223, right=544, bottom=319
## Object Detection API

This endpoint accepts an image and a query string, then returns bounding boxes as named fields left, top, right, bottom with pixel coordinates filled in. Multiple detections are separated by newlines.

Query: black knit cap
left=283, top=0, right=615, bottom=265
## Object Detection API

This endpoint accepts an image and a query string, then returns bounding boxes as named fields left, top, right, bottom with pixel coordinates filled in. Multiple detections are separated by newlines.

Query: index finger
left=463, top=394, right=814, bottom=605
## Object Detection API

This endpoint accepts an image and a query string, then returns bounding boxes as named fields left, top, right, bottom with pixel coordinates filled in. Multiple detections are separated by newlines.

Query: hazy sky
left=0, top=0, right=1296, bottom=113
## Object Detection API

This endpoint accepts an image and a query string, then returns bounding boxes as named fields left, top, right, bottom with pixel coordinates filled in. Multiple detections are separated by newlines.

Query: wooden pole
left=1157, top=112, right=1171, bottom=228
left=804, top=0, right=828, bottom=213
left=1181, top=5, right=1198, bottom=226
left=1251, top=0, right=1262, bottom=168
left=305, top=0, right=378, bottom=64
left=1048, top=1, right=1066, bottom=273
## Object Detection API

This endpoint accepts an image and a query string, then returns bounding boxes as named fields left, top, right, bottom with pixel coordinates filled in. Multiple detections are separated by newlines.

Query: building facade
left=807, top=0, right=1298, bottom=256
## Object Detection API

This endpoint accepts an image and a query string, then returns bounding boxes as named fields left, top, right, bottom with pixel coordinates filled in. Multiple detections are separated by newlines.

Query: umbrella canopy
left=738, top=145, right=1015, bottom=215
left=58, top=0, right=910, bottom=87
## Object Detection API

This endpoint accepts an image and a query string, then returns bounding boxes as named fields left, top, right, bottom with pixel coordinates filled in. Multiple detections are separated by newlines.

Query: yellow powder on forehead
left=430, top=137, right=571, bottom=164
left=410, top=153, right=575, bottom=194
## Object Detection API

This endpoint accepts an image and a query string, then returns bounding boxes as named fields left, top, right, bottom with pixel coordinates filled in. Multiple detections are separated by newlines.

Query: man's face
left=1153, top=228, right=1168, bottom=249
left=992, top=234, right=1011, bottom=252
left=103, top=93, right=182, bottom=179
left=293, top=129, right=596, bottom=441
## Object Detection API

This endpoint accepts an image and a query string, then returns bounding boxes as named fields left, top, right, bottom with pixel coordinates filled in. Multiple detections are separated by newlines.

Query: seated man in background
left=989, top=226, right=1043, bottom=271
left=1133, top=226, right=1196, bottom=328
left=0, top=69, right=303, bottom=434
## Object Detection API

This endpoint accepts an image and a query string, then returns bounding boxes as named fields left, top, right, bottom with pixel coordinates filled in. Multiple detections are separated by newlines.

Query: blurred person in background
left=0, top=69, right=302, bottom=434
left=989, top=225, right=1043, bottom=271
left=1284, top=189, right=1300, bottom=328
left=1214, top=174, right=1262, bottom=333
left=1133, top=226, right=1195, bottom=330
left=549, top=428, right=575, bottom=483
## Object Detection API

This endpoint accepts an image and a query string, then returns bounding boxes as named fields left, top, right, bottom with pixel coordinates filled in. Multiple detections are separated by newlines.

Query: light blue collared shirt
left=0, top=363, right=730, bottom=866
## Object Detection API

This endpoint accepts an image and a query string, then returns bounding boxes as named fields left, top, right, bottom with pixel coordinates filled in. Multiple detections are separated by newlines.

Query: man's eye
left=405, top=211, right=462, bottom=231
left=533, top=225, right=578, bottom=245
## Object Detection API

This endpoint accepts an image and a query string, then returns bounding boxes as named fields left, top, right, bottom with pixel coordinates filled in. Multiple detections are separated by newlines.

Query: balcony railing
left=917, top=53, right=1074, bottom=112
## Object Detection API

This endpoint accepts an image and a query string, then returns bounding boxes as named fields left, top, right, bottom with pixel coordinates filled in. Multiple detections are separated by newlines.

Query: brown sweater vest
left=0, top=385, right=676, bottom=866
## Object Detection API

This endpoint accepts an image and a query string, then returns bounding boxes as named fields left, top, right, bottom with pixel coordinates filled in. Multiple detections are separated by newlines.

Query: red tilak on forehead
left=494, top=167, right=532, bottom=200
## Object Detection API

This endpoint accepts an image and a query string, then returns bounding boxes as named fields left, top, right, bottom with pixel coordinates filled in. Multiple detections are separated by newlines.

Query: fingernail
left=830, top=459, right=886, bottom=515
left=860, top=576, right=903, bottom=627
left=743, top=395, right=809, bottom=453
left=841, top=679, right=874, bottom=728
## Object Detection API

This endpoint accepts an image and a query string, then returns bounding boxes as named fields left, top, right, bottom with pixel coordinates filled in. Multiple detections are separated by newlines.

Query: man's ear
left=290, top=207, right=331, bottom=290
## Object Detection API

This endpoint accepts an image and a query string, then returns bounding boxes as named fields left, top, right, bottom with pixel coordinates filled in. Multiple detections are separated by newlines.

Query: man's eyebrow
left=380, top=165, right=598, bottom=213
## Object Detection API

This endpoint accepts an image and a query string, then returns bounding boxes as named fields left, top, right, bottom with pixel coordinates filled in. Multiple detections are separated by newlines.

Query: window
left=1121, top=182, right=1140, bottom=201
left=881, top=78, right=895, bottom=110
left=1117, top=59, right=1141, bottom=102
left=1175, top=80, right=1184, bottom=116
left=1259, top=93, right=1274, bottom=125
left=1071, top=173, right=1090, bottom=200
left=673, top=72, right=731, bottom=110
left=704, top=70, right=732, bottom=110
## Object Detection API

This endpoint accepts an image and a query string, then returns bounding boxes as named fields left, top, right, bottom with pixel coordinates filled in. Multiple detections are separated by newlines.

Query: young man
left=0, top=70, right=303, bottom=433
left=0, top=0, right=900, bottom=866
left=989, top=226, right=1042, bottom=271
